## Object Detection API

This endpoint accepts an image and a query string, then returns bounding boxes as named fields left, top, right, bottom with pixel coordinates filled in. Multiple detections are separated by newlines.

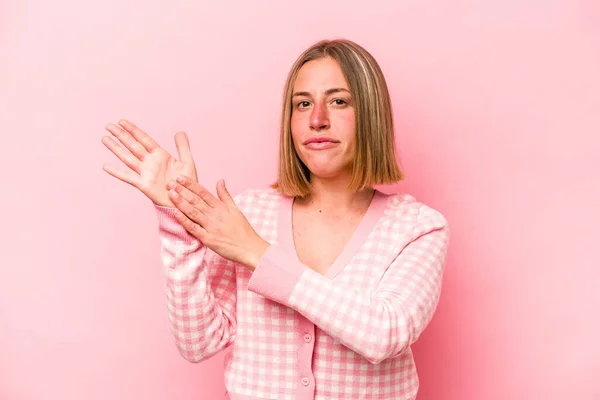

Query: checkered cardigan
left=155, top=187, right=449, bottom=400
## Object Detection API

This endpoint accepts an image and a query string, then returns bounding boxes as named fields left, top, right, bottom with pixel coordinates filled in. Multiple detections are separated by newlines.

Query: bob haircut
left=271, top=38, right=404, bottom=198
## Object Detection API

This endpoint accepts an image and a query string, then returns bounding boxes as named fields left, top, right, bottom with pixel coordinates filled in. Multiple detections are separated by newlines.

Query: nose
left=309, top=101, right=330, bottom=131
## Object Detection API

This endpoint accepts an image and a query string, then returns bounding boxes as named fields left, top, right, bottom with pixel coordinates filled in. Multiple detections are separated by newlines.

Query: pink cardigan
left=155, top=187, right=449, bottom=400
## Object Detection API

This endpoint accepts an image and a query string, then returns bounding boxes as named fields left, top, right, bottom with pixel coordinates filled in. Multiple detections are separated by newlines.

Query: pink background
left=1, top=0, right=599, bottom=399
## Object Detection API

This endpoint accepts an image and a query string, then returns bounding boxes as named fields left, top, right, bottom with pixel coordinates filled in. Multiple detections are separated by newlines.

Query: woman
left=101, top=39, right=449, bottom=400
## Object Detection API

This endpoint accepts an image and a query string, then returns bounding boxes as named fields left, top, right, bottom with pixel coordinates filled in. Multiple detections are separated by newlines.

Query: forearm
left=246, top=246, right=411, bottom=363
left=157, top=206, right=237, bottom=362
left=247, top=226, right=448, bottom=364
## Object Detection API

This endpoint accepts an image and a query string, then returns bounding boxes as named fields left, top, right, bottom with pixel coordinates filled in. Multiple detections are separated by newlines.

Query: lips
left=303, top=137, right=340, bottom=150
left=303, top=137, right=340, bottom=145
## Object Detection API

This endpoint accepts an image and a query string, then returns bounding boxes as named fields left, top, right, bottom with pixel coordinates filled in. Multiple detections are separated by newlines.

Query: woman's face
left=290, top=57, right=356, bottom=181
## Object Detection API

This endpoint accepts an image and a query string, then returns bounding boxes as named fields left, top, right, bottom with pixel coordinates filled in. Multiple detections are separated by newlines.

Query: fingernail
left=176, top=176, right=185, bottom=184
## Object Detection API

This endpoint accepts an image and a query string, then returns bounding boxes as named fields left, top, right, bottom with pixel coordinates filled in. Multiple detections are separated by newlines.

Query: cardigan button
left=303, top=334, right=312, bottom=343
left=301, top=377, right=310, bottom=386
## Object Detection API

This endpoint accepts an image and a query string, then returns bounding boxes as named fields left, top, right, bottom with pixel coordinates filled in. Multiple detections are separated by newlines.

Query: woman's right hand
left=101, top=119, right=198, bottom=208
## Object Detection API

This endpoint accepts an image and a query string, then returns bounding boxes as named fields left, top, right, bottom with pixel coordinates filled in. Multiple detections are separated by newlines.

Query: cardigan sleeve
left=247, top=204, right=449, bottom=364
left=155, top=205, right=238, bottom=363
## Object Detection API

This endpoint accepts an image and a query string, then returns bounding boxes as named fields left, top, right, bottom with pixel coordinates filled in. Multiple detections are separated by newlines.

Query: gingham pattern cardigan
left=155, top=187, right=449, bottom=400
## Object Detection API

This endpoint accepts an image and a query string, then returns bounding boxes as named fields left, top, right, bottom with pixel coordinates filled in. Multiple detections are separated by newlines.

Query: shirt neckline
left=277, top=189, right=389, bottom=279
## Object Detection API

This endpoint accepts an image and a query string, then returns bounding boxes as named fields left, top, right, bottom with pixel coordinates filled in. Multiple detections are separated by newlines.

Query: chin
left=304, top=163, right=348, bottom=180
left=300, top=153, right=353, bottom=179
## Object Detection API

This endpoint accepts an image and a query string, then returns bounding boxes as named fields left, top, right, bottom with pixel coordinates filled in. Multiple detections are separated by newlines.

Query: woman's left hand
left=167, top=175, right=270, bottom=270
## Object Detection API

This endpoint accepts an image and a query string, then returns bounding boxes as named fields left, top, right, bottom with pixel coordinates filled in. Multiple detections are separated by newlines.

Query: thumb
left=216, top=179, right=236, bottom=208
left=174, top=131, right=194, bottom=164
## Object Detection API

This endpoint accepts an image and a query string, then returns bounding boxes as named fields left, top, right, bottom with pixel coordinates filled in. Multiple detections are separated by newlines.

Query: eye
left=332, top=98, right=347, bottom=106
left=297, top=100, right=311, bottom=109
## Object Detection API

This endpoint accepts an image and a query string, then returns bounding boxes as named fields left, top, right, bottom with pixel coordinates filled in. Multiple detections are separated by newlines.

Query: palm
left=102, top=120, right=198, bottom=208
left=138, top=149, right=195, bottom=206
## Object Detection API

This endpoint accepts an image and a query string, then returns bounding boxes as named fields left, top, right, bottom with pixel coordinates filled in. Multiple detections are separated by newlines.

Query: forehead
left=293, top=58, right=349, bottom=91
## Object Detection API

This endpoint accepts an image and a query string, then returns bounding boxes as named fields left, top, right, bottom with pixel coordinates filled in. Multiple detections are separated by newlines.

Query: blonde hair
left=271, top=38, right=404, bottom=198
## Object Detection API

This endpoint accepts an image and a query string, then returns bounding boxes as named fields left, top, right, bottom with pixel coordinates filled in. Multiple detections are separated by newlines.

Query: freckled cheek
left=290, top=114, right=308, bottom=148
left=289, top=132, right=304, bottom=157
left=290, top=113, right=302, bottom=131
left=334, top=113, right=356, bottom=142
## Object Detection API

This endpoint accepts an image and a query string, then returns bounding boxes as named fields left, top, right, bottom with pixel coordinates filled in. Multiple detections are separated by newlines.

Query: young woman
left=102, top=39, right=449, bottom=400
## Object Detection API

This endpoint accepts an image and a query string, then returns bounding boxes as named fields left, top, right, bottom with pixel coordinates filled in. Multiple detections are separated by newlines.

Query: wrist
left=245, top=237, right=270, bottom=271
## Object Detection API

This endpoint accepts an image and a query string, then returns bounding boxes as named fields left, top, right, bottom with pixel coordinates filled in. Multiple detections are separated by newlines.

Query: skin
left=100, top=119, right=268, bottom=268
left=100, top=120, right=197, bottom=208
left=101, top=57, right=374, bottom=271
left=291, top=57, right=356, bottom=185
left=289, top=57, right=375, bottom=215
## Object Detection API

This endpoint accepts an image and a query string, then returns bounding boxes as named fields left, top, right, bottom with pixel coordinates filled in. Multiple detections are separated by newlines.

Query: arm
left=156, top=205, right=237, bottom=363
left=247, top=205, right=449, bottom=364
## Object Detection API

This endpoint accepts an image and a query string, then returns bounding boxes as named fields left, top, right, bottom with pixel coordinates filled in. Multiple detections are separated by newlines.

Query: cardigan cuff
left=154, top=204, right=200, bottom=245
left=247, top=244, right=304, bottom=305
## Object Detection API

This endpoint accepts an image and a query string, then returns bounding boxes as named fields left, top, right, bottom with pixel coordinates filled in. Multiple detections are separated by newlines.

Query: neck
left=298, top=174, right=375, bottom=214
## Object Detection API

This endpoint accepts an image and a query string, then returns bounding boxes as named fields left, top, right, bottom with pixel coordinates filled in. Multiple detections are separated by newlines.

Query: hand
left=167, top=176, right=270, bottom=269
left=101, top=120, right=198, bottom=208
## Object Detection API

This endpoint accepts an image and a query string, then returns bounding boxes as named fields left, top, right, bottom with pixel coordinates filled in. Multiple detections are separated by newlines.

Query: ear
left=216, top=179, right=236, bottom=208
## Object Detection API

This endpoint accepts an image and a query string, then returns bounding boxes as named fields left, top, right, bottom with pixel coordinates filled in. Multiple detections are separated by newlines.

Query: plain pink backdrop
left=1, top=0, right=599, bottom=399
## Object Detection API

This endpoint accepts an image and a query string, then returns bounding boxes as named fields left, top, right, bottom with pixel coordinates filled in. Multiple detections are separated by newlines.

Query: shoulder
left=381, top=190, right=449, bottom=239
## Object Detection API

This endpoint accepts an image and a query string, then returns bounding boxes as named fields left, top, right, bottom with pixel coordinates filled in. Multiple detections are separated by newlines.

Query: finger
left=102, top=163, right=141, bottom=188
left=168, top=181, right=211, bottom=214
left=175, top=175, right=221, bottom=208
left=174, top=131, right=194, bottom=165
left=117, top=119, right=160, bottom=152
left=169, top=188, right=209, bottom=227
left=216, top=179, right=236, bottom=208
left=173, top=208, right=208, bottom=241
left=105, top=123, right=148, bottom=161
left=101, top=136, right=141, bottom=173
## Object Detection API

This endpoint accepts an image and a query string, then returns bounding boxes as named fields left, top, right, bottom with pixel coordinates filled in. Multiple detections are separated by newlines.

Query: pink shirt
left=155, top=187, right=450, bottom=400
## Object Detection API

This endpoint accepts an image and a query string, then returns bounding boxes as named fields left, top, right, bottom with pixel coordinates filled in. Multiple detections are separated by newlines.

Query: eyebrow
left=292, top=88, right=351, bottom=97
